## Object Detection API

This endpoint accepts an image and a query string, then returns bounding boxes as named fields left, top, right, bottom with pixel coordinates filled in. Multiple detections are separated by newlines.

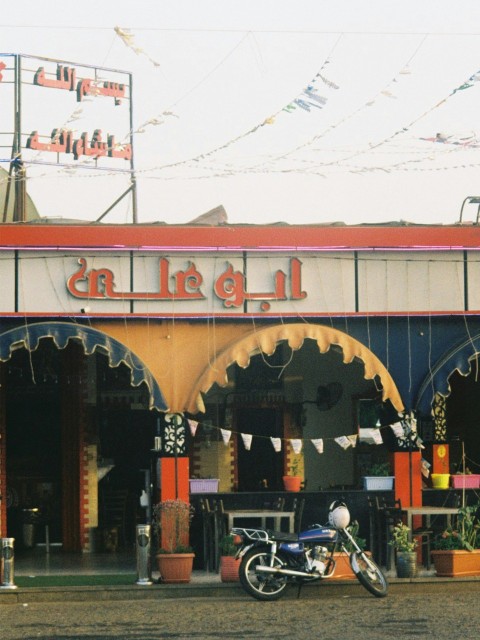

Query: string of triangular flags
left=186, top=414, right=423, bottom=455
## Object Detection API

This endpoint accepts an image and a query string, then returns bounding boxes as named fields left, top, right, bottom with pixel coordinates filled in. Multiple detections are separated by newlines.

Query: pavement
left=2, top=567, right=480, bottom=605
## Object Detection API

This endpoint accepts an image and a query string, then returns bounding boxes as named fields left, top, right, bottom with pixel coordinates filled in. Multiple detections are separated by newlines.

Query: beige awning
left=190, top=323, right=404, bottom=414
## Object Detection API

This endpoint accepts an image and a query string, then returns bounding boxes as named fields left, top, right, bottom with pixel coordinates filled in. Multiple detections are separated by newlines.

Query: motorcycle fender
left=235, top=543, right=254, bottom=560
left=350, top=553, right=366, bottom=573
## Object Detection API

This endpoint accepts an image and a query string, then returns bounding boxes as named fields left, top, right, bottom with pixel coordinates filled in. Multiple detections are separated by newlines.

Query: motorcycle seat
left=267, top=530, right=299, bottom=543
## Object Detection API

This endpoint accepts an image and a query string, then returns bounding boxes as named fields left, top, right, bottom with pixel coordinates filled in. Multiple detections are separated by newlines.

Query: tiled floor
left=14, top=545, right=138, bottom=576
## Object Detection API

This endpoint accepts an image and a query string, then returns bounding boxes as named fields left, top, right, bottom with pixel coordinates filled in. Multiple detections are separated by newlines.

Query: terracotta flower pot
left=156, top=553, right=195, bottom=583
left=432, top=549, right=480, bottom=577
left=283, top=476, right=302, bottom=492
left=220, top=556, right=241, bottom=582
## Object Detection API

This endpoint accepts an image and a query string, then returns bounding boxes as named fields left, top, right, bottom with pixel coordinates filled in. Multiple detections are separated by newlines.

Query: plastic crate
left=451, top=474, right=480, bottom=489
left=189, top=479, right=219, bottom=494
left=362, top=476, right=394, bottom=491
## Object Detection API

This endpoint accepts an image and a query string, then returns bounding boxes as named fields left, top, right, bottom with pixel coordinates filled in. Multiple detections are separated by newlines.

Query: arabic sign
left=0, top=250, right=473, bottom=316
left=0, top=54, right=132, bottom=170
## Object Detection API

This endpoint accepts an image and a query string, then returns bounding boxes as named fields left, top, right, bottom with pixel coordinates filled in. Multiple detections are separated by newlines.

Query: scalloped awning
left=415, top=332, right=480, bottom=415
left=189, top=323, right=404, bottom=414
left=0, top=321, right=167, bottom=411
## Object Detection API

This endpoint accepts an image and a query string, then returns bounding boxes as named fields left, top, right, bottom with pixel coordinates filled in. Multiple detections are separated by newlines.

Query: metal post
left=135, top=525, right=153, bottom=585
left=0, top=538, right=17, bottom=589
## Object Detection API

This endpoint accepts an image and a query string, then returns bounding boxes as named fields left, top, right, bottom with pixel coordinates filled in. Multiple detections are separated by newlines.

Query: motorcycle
left=231, top=500, right=388, bottom=601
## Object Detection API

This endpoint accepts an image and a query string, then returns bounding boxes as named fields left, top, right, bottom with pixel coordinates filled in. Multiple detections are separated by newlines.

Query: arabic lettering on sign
left=66, top=257, right=307, bottom=311
left=34, top=64, right=126, bottom=105
left=26, top=129, right=132, bottom=161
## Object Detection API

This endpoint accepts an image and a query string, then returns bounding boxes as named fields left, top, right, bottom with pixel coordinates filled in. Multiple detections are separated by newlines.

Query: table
left=403, top=506, right=458, bottom=538
left=225, top=509, right=295, bottom=533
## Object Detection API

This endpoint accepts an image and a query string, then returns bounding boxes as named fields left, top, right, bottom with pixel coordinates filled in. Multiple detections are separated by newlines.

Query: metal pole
left=135, top=525, right=153, bottom=585
left=0, top=538, right=17, bottom=589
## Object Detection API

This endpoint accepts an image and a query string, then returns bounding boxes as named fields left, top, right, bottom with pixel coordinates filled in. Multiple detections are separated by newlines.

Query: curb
left=2, top=575, right=480, bottom=604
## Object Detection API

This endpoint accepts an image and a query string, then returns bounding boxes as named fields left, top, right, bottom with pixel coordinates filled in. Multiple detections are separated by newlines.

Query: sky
left=2, top=0, right=480, bottom=226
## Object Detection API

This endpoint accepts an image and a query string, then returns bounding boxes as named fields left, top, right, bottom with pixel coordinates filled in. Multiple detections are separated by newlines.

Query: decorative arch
left=0, top=321, right=167, bottom=411
left=189, top=323, right=404, bottom=414
left=415, top=332, right=480, bottom=416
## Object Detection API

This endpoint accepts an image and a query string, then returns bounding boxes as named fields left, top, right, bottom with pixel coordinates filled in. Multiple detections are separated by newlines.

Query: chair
left=375, top=497, right=404, bottom=571
left=211, top=498, right=227, bottom=572
left=199, top=498, right=215, bottom=572
left=292, top=497, right=305, bottom=532
left=101, top=488, right=130, bottom=549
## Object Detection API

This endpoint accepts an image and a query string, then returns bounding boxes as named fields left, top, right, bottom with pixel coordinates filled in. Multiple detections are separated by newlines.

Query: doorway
left=235, top=407, right=284, bottom=491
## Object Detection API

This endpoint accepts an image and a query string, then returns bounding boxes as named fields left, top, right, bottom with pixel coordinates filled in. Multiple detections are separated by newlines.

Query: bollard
left=0, top=538, right=17, bottom=590
left=135, top=525, right=153, bottom=585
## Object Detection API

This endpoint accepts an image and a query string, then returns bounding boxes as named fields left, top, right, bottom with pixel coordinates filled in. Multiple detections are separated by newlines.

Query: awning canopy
left=0, top=321, right=167, bottom=411
left=190, top=323, right=404, bottom=414
left=415, top=332, right=480, bottom=416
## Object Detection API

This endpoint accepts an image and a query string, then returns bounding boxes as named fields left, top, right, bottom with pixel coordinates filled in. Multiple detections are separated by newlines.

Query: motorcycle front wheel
left=239, top=546, right=289, bottom=601
left=350, top=551, right=388, bottom=598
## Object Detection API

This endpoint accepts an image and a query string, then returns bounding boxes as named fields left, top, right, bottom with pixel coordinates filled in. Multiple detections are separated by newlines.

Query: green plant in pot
left=389, top=521, right=418, bottom=578
left=219, top=534, right=240, bottom=582
left=152, top=499, right=195, bottom=583
left=368, top=462, right=391, bottom=477
left=432, top=503, right=480, bottom=577
left=283, top=456, right=303, bottom=492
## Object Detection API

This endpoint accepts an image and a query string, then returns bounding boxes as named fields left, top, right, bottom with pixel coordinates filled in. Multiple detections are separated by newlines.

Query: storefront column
left=156, top=413, right=190, bottom=550
left=0, top=365, right=6, bottom=537
left=393, top=451, right=422, bottom=507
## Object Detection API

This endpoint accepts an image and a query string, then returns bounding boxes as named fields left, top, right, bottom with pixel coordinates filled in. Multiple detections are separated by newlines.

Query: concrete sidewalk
left=2, top=569, right=480, bottom=604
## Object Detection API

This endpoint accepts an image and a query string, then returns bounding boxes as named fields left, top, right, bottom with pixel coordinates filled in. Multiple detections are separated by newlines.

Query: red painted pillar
left=393, top=451, right=422, bottom=507
left=158, top=457, right=190, bottom=503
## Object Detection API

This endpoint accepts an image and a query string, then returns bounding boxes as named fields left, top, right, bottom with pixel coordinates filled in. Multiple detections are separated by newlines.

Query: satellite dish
left=315, top=382, right=343, bottom=411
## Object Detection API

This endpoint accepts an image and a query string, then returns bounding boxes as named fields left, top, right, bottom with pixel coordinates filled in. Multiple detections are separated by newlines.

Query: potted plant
left=152, top=499, right=195, bottom=583
left=331, top=521, right=369, bottom=579
left=219, top=534, right=240, bottom=582
left=283, top=457, right=302, bottom=492
left=432, top=503, right=480, bottom=577
left=389, top=521, right=418, bottom=578
left=362, top=461, right=395, bottom=491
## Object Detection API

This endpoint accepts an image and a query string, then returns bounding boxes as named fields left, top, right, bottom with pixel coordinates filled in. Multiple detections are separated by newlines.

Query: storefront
left=2, top=222, right=480, bottom=552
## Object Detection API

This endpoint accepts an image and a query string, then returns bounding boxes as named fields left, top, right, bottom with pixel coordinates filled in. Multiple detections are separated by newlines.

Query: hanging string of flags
left=138, top=39, right=342, bottom=174
left=186, top=415, right=424, bottom=455
left=114, top=26, right=161, bottom=67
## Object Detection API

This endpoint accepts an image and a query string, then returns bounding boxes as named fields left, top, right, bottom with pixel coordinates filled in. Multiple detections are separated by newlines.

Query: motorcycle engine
left=310, top=546, right=329, bottom=575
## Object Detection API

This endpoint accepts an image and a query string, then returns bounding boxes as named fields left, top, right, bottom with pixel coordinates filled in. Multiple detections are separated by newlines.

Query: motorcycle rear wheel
left=239, top=546, right=289, bottom=601
left=350, top=551, right=388, bottom=597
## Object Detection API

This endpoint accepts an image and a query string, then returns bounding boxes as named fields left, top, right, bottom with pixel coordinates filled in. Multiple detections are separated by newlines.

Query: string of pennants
left=186, top=414, right=424, bottom=455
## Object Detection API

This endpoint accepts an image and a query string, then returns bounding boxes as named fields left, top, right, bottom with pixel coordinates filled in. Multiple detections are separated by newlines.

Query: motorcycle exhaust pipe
left=255, top=565, right=317, bottom=579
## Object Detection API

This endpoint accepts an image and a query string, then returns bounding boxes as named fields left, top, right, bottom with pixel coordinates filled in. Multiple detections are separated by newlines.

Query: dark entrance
left=236, top=407, right=284, bottom=491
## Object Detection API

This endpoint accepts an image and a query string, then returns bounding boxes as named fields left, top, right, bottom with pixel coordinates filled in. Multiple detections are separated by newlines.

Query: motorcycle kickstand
left=296, top=582, right=303, bottom=599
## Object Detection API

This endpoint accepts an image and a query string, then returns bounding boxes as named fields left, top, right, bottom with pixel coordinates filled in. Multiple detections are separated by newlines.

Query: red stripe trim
left=1, top=224, right=480, bottom=250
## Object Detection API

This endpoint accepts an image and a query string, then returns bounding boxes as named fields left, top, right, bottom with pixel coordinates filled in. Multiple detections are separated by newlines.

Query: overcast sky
left=2, top=0, right=480, bottom=226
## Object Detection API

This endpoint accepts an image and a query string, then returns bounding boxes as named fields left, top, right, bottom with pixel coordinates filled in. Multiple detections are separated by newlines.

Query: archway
left=189, top=324, right=404, bottom=493
left=191, top=323, right=404, bottom=414
left=0, top=322, right=167, bottom=549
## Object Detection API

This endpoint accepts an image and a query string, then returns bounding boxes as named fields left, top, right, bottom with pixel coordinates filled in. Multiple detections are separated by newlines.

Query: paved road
left=1, top=583, right=479, bottom=640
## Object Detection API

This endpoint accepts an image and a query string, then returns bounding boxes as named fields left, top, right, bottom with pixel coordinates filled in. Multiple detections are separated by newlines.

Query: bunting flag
left=311, top=438, right=324, bottom=454
left=220, top=428, right=232, bottom=445
left=270, top=437, right=282, bottom=452
left=114, top=26, right=161, bottom=67
left=335, top=436, right=352, bottom=450
left=241, top=433, right=253, bottom=451
left=347, top=434, right=358, bottom=448
left=188, top=419, right=198, bottom=437
left=421, top=458, right=431, bottom=478
left=290, top=439, right=303, bottom=454
left=390, top=422, right=405, bottom=438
